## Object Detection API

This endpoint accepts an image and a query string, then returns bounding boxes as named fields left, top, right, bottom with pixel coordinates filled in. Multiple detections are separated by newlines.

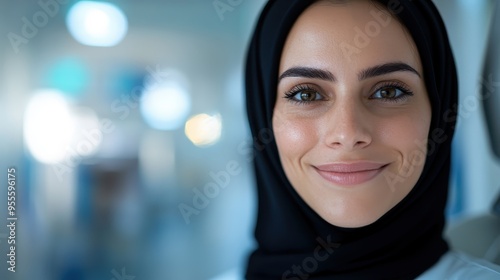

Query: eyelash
left=370, top=81, right=414, bottom=103
left=283, top=82, right=414, bottom=105
left=283, top=84, right=324, bottom=105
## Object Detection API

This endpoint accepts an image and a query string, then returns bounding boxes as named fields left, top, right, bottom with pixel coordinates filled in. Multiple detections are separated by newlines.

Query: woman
left=245, top=0, right=500, bottom=279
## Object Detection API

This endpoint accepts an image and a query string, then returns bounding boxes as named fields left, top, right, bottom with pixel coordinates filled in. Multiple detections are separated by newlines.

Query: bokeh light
left=140, top=71, right=191, bottom=131
left=45, top=57, right=90, bottom=96
left=185, top=113, right=223, bottom=147
left=23, top=89, right=76, bottom=163
left=66, top=1, right=128, bottom=47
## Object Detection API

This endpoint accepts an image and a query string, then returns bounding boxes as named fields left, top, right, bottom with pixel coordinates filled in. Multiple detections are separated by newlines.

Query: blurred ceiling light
left=24, top=89, right=76, bottom=164
left=185, top=113, right=222, bottom=147
left=140, top=76, right=191, bottom=131
left=66, top=1, right=128, bottom=47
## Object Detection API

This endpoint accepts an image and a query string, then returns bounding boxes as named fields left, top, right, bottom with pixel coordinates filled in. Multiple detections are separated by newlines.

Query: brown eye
left=284, top=88, right=323, bottom=103
left=299, top=90, right=318, bottom=101
left=370, top=85, right=413, bottom=102
left=379, top=87, right=397, bottom=98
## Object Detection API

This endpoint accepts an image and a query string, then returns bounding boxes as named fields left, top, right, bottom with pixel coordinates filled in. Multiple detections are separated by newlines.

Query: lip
left=314, top=162, right=388, bottom=186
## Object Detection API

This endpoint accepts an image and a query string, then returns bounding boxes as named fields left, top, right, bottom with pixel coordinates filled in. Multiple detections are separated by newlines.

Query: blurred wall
left=433, top=0, right=500, bottom=220
left=0, top=1, right=266, bottom=279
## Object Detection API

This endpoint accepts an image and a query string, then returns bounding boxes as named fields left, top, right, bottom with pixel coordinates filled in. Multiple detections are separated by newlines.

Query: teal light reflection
left=45, top=57, right=89, bottom=97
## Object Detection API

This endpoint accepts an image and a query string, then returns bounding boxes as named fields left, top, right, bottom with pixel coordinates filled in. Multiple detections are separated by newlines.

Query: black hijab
left=245, top=0, right=458, bottom=279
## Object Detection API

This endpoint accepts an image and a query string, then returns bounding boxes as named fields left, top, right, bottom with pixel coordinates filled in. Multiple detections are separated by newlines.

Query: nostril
left=327, top=135, right=372, bottom=150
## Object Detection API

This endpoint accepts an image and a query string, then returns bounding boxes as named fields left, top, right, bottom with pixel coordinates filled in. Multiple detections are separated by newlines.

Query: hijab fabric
left=245, top=0, right=458, bottom=279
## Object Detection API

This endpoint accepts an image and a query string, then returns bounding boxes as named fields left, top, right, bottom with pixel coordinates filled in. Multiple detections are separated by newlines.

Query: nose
left=324, top=100, right=372, bottom=150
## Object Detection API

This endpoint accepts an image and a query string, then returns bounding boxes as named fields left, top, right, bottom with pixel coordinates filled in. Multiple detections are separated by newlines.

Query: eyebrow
left=278, top=67, right=336, bottom=82
left=278, top=62, right=421, bottom=83
left=358, top=62, right=421, bottom=80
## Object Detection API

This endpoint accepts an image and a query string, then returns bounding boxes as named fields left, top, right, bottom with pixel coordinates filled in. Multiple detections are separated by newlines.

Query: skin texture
left=273, top=0, right=432, bottom=228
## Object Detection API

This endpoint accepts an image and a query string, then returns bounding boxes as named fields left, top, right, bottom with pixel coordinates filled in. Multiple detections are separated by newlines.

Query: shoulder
left=417, top=251, right=500, bottom=280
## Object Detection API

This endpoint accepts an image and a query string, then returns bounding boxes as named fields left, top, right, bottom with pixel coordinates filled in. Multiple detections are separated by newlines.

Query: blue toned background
left=0, top=0, right=498, bottom=279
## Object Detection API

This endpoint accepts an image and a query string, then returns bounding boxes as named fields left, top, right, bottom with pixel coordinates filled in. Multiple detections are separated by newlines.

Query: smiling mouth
left=313, top=162, right=389, bottom=186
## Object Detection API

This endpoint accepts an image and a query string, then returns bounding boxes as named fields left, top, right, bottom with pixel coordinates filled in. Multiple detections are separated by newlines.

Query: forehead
left=280, top=0, right=422, bottom=75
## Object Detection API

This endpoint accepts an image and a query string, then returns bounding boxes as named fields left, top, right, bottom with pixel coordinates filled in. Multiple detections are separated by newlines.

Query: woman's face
left=273, top=0, right=431, bottom=228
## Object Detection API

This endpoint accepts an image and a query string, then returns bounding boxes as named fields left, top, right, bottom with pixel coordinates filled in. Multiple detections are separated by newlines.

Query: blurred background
left=0, top=0, right=499, bottom=279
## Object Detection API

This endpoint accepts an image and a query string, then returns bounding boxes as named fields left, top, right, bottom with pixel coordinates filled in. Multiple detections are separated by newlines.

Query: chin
left=308, top=188, right=395, bottom=228
left=321, top=211, right=384, bottom=228
left=298, top=170, right=417, bottom=228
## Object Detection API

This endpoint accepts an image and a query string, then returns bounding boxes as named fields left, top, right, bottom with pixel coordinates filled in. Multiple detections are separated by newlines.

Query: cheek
left=377, top=97, right=432, bottom=153
left=380, top=115, right=430, bottom=151
left=272, top=110, right=318, bottom=162
left=378, top=109, right=431, bottom=187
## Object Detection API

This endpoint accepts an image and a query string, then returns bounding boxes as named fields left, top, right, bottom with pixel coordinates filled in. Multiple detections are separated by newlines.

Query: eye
left=284, top=85, right=324, bottom=104
left=370, top=83, right=413, bottom=102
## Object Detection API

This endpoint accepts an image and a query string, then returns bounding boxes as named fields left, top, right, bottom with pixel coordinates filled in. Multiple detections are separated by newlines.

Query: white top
left=212, top=251, right=500, bottom=280
left=417, top=251, right=500, bottom=279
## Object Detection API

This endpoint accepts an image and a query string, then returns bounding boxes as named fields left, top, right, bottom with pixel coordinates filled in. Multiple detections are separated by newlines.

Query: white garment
left=212, top=251, right=500, bottom=280
left=417, top=251, right=500, bottom=280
